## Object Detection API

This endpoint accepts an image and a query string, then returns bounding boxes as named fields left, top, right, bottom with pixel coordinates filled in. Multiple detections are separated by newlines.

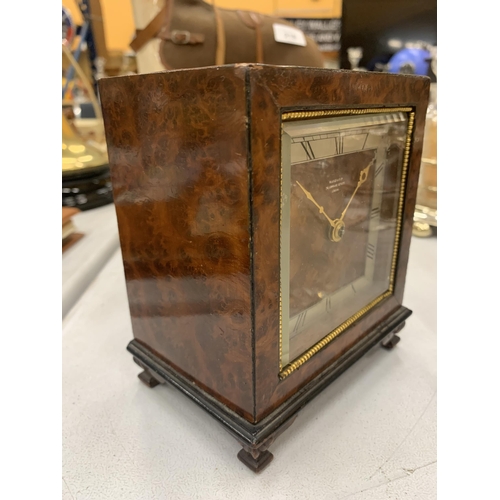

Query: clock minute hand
left=296, top=181, right=336, bottom=227
left=339, top=159, right=375, bottom=221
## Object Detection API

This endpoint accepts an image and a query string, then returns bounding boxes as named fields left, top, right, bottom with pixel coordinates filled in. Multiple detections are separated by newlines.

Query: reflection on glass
left=281, top=111, right=409, bottom=368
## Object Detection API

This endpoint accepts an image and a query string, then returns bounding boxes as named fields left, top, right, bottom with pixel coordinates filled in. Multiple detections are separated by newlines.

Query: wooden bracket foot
left=236, top=414, right=298, bottom=472
left=133, top=356, right=165, bottom=388
left=381, top=321, right=405, bottom=350
left=237, top=448, right=273, bottom=473
left=138, top=369, right=163, bottom=388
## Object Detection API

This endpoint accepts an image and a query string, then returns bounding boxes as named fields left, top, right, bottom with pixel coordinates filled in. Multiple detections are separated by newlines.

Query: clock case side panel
left=99, top=66, right=255, bottom=421
left=248, top=66, right=429, bottom=422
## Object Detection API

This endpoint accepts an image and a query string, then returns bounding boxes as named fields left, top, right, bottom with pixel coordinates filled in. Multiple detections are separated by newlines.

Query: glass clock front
left=280, top=109, right=412, bottom=373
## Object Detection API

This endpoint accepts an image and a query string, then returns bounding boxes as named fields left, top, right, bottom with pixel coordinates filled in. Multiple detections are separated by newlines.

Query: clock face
left=280, top=110, right=411, bottom=370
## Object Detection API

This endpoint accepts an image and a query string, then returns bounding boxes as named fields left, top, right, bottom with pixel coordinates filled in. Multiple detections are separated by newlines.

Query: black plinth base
left=127, top=305, right=411, bottom=472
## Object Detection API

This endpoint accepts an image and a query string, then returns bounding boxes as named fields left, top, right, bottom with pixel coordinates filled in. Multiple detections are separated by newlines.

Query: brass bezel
left=279, top=107, right=415, bottom=380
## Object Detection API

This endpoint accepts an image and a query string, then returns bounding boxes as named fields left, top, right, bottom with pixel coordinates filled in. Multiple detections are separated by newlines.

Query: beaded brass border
left=279, top=107, right=415, bottom=380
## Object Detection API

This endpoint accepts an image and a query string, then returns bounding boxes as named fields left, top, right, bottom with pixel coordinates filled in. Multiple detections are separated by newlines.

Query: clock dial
left=280, top=111, right=410, bottom=368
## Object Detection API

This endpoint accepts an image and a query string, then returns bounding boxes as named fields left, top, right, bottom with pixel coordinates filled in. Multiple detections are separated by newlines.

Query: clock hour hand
left=296, top=181, right=336, bottom=227
left=339, top=158, right=375, bottom=222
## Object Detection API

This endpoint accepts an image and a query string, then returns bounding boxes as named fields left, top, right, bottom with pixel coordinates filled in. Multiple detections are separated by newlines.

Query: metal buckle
left=171, top=30, right=191, bottom=45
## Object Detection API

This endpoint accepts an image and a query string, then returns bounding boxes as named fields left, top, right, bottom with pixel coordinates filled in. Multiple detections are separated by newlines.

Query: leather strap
left=236, top=10, right=264, bottom=63
left=130, top=0, right=206, bottom=51
left=130, top=0, right=225, bottom=66
left=158, top=27, right=205, bottom=45
left=252, top=15, right=264, bottom=63
left=213, top=6, right=226, bottom=65
left=236, top=10, right=264, bottom=29
left=130, top=5, right=168, bottom=53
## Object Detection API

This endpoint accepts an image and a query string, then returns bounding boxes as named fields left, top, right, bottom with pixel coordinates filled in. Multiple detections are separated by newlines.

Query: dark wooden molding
left=127, top=305, right=410, bottom=470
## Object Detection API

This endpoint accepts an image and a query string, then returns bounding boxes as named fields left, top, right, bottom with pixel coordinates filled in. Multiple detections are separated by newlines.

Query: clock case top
left=99, top=64, right=429, bottom=425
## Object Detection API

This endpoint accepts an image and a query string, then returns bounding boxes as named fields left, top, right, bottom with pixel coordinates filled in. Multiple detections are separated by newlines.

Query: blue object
left=62, top=0, right=99, bottom=100
left=62, top=21, right=90, bottom=100
left=387, top=48, right=431, bottom=75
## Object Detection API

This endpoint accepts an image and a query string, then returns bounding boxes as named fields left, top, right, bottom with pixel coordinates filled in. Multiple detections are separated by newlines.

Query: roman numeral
left=301, top=141, right=315, bottom=160
left=362, top=134, right=369, bottom=149
left=335, top=136, right=344, bottom=154
left=375, top=164, right=384, bottom=178
left=366, top=243, right=376, bottom=260
left=371, top=206, right=380, bottom=219
left=293, top=311, right=307, bottom=334
left=351, top=283, right=357, bottom=294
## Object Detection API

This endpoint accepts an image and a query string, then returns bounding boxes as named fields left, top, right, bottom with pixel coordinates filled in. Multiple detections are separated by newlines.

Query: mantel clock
left=99, top=64, right=429, bottom=473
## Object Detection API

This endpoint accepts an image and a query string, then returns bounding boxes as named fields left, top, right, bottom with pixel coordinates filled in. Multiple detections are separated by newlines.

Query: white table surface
left=62, top=204, right=120, bottom=318
left=62, top=236, right=436, bottom=500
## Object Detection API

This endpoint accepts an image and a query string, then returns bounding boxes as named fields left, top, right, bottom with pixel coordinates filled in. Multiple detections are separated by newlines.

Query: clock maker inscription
left=290, top=150, right=376, bottom=317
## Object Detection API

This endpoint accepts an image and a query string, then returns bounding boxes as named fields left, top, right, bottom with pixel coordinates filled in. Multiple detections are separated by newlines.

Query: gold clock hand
left=296, top=181, right=336, bottom=227
left=339, top=159, right=375, bottom=221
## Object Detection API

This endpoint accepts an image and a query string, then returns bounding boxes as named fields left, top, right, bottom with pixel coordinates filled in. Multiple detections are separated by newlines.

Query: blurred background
left=62, top=0, right=437, bottom=302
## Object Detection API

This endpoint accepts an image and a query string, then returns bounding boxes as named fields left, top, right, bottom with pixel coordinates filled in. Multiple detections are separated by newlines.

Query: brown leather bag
left=130, top=0, right=325, bottom=70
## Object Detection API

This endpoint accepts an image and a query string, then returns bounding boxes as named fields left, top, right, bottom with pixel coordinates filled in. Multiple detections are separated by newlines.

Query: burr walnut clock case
left=99, top=64, right=429, bottom=473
